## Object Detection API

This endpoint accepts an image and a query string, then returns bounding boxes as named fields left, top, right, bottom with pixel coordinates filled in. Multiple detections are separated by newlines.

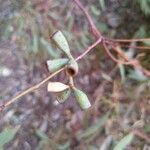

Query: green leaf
left=128, top=69, right=147, bottom=81
left=31, top=22, right=39, bottom=54
left=73, top=88, right=91, bottom=109
left=99, top=0, right=106, bottom=11
left=87, top=145, right=98, bottom=150
left=113, top=133, right=134, bottom=150
left=91, top=6, right=100, bottom=16
left=118, top=64, right=126, bottom=83
left=36, top=130, right=59, bottom=150
left=134, top=26, right=146, bottom=38
left=143, top=40, right=150, bottom=46
left=79, top=112, right=110, bottom=139
left=144, top=124, right=150, bottom=133
left=58, top=142, right=70, bottom=150
left=40, top=37, right=59, bottom=58
left=0, top=126, right=19, bottom=147
left=36, top=130, right=49, bottom=141
left=46, top=58, right=69, bottom=72
left=139, top=0, right=150, bottom=16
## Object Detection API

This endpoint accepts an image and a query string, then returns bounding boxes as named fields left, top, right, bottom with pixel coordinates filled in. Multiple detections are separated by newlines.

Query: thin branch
left=112, top=45, right=150, bottom=77
left=133, top=129, right=150, bottom=143
left=0, top=68, right=65, bottom=112
left=76, top=37, right=102, bottom=60
left=111, top=38, right=150, bottom=43
left=103, top=43, right=133, bottom=65
left=73, top=0, right=101, bottom=37
left=104, top=40, right=150, bottom=50
left=120, top=45, right=150, bottom=50
left=0, top=37, right=102, bottom=112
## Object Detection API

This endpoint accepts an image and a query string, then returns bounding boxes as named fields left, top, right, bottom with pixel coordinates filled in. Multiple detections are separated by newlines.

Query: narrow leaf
left=31, top=22, right=39, bottom=53
left=113, top=133, right=134, bottom=150
left=79, top=112, right=110, bottom=139
left=47, top=82, right=69, bottom=92
left=73, top=88, right=91, bottom=109
left=0, top=126, right=19, bottom=147
left=36, top=130, right=59, bottom=150
left=118, top=64, right=126, bottom=83
left=40, top=37, right=59, bottom=58
left=36, top=130, right=49, bottom=141
left=47, top=58, right=69, bottom=72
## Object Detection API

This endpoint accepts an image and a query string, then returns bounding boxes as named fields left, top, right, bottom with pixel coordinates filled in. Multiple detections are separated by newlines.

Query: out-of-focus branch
left=73, top=0, right=101, bottom=37
left=111, top=38, right=150, bottom=43
left=133, top=129, right=150, bottom=143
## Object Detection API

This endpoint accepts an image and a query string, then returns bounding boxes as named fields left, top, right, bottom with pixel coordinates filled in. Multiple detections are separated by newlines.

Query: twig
left=112, top=45, right=150, bottom=77
left=105, top=40, right=150, bottom=50
left=103, top=43, right=133, bottom=65
left=0, top=68, right=65, bottom=112
left=73, top=0, right=150, bottom=77
left=133, top=129, right=150, bottom=143
left=111, top=38, right=150, bottom=43
left=73, top=0, right=101, bottom=37
left=119, top=45, right=150, bottom=50
left=76, top=37, right=102, bottom=60
left=0, top=37, right=102, bottom=112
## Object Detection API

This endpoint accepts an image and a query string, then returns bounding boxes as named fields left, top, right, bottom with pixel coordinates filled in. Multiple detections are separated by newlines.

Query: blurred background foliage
left=0, top=0, right=150, bottom=149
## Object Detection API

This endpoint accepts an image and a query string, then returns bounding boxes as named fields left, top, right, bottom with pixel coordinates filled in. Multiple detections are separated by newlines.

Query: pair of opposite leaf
left=46, top=31, right=91, bottom=109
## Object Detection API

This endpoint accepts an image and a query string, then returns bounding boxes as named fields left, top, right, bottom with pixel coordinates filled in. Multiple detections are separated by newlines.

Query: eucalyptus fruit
left=73, top=87, right=91, bottom=109
left=46, top=30, right=91, bottom=109
left=56, top=89, right=71, bottom=103
left=47, top=82, right=69, bottom=92
left=51, top=31, right=73, bottom=59
left=47, top=58, right=69, bottom=72
left=66, top=59, right=79, bottom=77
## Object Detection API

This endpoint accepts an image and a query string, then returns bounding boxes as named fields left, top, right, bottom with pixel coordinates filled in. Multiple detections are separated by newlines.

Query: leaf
left=47, top=58, right=69, bottom=72
left=73, top=88, right=91, bottom=109
left=47, top=82, right=69, bottom=92
left=36, top=130, right=59, bottom=150
left=31, top=21, right=39, bottom=54
left=101, top=72, right=112, bottom=82
left=113, top=133, right=134, bottom=150
left=99, top=0, right=106, bottom=11
left=134, top=26, right=146, bottom=38
left=40, top=37, right=59, bottom=58
left=88, top=145, right=98, bottom=150
left=91, top=6, right=100, bottom=16
left=58, top=142, right=70, bottom=150
left=36, top=130, right=49, bottom=141
left=0, top=126, right=19, bottom=147
left=128, top=69, right=147, bottom=81
left=139, top=0, right=150, bottom=16
left=51, top=31, right=73, bottom=59
left=78, top=112, right=110, bottom=139
left=144, top=124, right=150, bottom=133
left=118, top=64, right=126, bottom=83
